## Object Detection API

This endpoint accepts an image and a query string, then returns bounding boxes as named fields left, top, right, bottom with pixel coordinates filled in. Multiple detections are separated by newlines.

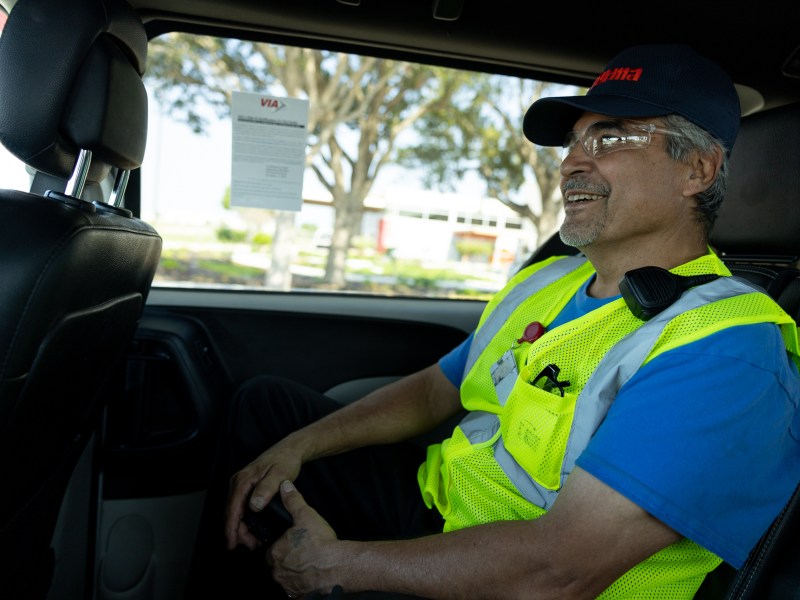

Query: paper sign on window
left=230, top=91, right=309, bottom=211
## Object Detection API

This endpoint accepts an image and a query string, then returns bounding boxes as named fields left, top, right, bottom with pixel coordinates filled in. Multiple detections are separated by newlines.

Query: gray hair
left=660, top=114, right=730, bottom=233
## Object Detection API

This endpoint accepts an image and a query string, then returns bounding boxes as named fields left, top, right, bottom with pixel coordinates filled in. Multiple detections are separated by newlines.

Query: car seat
left=710, top=102, right=800, bottom=321
left=709, top=101, right=800, bottom=600
left=0, top=0, right=162, bottom=597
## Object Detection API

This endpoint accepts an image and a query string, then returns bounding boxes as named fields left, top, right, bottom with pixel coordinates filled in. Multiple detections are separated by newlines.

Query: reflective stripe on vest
left=458, top=274, right=764, bottom=510
left=465, top=255, right=589, bottom=379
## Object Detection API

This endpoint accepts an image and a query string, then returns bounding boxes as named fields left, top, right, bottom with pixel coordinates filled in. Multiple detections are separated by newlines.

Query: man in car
left=209, top=44, right=800, bottom=599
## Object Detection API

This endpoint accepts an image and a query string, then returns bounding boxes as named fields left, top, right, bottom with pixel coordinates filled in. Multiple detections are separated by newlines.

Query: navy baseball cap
left=523, top=44, right=741, bottom=153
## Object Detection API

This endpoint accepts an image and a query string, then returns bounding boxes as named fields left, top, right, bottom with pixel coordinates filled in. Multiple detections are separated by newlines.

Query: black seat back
left=0, top=0, right=162, bottom=596
left=711, top=101, right=800, bottom=320
left=725, top=481, right=800, bottom=599
left=708, top=102, right=800, bottom=600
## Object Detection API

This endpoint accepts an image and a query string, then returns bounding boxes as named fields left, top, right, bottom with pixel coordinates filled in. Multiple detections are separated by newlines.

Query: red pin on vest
left=516, top=321, right=545, bottom=344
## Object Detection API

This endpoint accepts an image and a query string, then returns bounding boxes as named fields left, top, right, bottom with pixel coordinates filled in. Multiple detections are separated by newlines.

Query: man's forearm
left=272, top=462, right=681, bottom=600
left=291, top=363, right=461, bottom=464
left=306, top=521, right=600, bottom=600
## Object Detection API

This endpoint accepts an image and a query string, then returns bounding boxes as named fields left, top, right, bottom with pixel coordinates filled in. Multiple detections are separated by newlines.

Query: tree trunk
left=265, top=211, right=296, bottom=291
left=324, top=192, right=363, bottom=288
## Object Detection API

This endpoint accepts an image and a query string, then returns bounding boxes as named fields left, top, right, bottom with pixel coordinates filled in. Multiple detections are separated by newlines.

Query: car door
left=82, top=280, right=478, bottom=600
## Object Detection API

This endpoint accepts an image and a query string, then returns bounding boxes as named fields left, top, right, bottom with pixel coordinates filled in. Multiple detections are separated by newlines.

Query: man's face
left=558, top=112, right=692, bottom=252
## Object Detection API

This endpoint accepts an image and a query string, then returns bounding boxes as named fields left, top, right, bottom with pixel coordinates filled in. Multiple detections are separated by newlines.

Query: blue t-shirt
left=438, top=278, right=800, bottom=568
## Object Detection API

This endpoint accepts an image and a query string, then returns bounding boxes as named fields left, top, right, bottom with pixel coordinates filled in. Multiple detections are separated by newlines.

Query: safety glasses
left=562, top=120, right=683, bottom=160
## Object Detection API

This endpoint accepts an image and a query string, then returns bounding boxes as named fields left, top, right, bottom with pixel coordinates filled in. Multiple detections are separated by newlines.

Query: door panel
left=89, top=287, right=482, bottom=600
left=143, top=288, right=480, bottom=391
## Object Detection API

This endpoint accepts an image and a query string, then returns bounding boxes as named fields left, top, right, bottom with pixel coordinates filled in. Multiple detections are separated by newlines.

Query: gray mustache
left=562, top=178, right=610, bottom=196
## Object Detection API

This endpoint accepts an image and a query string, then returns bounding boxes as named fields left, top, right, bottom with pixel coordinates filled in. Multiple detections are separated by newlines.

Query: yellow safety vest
left=418, top=251, right=799, bottom=598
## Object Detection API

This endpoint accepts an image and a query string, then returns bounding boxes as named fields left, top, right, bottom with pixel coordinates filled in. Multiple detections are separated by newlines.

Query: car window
left=0, top=30, right=574, bottom=301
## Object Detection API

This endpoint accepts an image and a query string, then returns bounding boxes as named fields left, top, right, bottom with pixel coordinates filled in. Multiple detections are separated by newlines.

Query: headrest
left=0, top=0, right=148, bottom=184
left=711, top=102, right=800, bottom=262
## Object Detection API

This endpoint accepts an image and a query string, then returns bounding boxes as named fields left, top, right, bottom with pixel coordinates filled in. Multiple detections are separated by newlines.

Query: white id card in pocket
left=490, top=349, right=517, bottom=406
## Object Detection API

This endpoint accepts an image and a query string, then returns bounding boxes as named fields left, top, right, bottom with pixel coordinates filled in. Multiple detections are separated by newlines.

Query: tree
left=146, top=34, right=578, bottom=288
left=146, top=34, right=474, bottom=289
left=398, top=77, right=581, bottom=251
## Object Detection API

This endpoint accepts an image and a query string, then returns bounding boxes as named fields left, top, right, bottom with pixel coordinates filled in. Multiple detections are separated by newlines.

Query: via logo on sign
left=260, top=97, right=286, bottom=112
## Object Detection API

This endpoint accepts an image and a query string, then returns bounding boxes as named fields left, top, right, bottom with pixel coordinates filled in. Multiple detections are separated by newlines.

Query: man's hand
left=223, top=364, right=460, bottom=553
left=224, top=439, right=304, bottom=550
left=268, top=480, right=343, bottom=598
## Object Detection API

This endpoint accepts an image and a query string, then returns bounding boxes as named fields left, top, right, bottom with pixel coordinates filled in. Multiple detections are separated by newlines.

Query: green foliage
left=351, top=235, right=376, bottom=251
left=195, top=258, right=262, bottom=278
left=252, top=232, right=273, bottom=246
left=216, top=225, right=247, bottom=242
left=156, top=249, right=496, bottom=299
left=157, top=249, right=264, bottom=286
left=159, top=256, right=183, bottom=271
left=146, top=34, right=276, bottom=133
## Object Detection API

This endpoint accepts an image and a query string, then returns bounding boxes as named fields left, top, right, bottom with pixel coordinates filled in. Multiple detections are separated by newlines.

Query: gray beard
left=559, top=216, right=605, bottom=248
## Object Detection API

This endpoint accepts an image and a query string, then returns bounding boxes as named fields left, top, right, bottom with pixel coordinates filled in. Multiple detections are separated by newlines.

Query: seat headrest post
left=64, top=150, right=93, bottom=199
left=109, top=169, right=131, bottom=208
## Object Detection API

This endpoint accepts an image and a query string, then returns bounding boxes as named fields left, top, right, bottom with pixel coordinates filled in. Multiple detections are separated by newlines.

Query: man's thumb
left=279, top=479, right=302, bottom=515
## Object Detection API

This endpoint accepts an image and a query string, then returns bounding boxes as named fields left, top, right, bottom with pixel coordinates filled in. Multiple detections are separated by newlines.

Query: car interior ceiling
left=135, top=1, right=800, bottom=108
